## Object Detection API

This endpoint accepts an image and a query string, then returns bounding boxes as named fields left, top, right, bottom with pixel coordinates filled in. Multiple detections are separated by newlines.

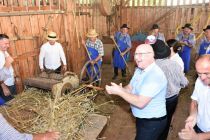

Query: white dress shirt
left=191, top=78, right=210, bottom=132
left=39, top=42, right=67, bottom=70
left=0, top=51, right=15, bottom=86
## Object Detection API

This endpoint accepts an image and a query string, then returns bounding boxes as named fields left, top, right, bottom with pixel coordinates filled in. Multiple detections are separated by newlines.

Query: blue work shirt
left=197, top=37, right=210, bottom=56
left=130, top=63, right=167, bottom=118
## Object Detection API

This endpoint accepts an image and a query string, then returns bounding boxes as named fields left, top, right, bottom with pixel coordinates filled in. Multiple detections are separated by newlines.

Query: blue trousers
left=194, top=125, right=204, bottom=133
left=135, top=116, right=167, bottom=140
left=179, top=47, right=191, bottom=73
left=0, top=84, right=16, bottom=102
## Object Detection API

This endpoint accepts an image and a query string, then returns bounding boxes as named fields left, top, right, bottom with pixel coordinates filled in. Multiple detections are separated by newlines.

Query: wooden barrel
left=103, top=44, right=114, bottom=64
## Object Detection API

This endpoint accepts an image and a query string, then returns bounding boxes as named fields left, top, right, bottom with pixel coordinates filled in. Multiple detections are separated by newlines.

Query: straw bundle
left=0, top=86, right=100, bottom=140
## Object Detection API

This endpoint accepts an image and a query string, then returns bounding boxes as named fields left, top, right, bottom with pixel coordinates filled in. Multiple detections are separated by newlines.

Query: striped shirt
left=0, top=114, right=33, bottom=140
left=86, top=38, right=104, bottom=56
left=176, top=32, right=196, bottom=47
left=155, top=32, right=166, bottom=43
left=156, top=59, right=189, bottom=98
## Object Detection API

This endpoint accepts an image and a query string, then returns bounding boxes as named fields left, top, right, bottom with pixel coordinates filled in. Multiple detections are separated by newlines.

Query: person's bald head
left=134, top=44, right=155, bottom=70
left=195, top=54, right=210, bottom=86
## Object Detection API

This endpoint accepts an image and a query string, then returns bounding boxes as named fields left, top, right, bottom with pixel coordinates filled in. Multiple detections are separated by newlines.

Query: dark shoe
left=82, top=77, right=89, bottom=81
left=122, top=74, right=127, bottom=77
left=112, top=75, right=117, bottom=80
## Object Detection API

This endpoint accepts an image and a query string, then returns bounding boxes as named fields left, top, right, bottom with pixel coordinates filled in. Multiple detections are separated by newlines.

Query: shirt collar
left=138, top=62, right=156, bottom=73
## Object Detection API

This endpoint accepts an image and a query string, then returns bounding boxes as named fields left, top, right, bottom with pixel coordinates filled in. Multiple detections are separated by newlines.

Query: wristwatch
left=0, top=81, right=4, bottom=85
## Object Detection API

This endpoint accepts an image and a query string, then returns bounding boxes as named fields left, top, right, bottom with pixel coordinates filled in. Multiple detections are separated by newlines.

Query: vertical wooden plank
left=18, top=0, right=23, bottom=6
left=43, top=0, right=47, bottom=6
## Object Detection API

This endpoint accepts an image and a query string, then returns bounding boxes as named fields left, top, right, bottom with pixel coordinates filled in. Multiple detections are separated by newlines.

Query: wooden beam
left=0, top=10, right=65, bottom=16
left=143, top=8, right=176, bottom=31
left=122, top=0, right=131, bottom=6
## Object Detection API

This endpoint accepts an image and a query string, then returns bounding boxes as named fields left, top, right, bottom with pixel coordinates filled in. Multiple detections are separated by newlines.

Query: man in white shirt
left=0, top=34, right=16, bottom=104
left=179, top=54, right=210, bottom=140
left=39, top=31, right=67, bottom=73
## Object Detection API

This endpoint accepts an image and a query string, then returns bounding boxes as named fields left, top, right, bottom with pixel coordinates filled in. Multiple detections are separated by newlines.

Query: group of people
left=0, top=22, right=210, bottom=139
left=106, top=23, right=210, bottom=140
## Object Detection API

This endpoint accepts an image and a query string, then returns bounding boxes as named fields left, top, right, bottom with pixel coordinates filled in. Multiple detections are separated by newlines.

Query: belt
left=137, top=115, right=167, bottom=121
left=166, top=94, right=178, bottom=101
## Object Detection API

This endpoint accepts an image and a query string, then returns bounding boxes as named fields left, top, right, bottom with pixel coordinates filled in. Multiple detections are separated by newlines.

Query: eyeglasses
left=134, top=52, right=152, bottom=56
left=197, top=72, right=210, bottom=77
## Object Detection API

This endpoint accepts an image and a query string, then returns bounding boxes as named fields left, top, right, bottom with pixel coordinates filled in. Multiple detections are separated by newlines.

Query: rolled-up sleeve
left=189, top=34, right=196, bottom=47
left=59, top=44, right=67, bottom=65
left=0, top=114, right=33, bottom=140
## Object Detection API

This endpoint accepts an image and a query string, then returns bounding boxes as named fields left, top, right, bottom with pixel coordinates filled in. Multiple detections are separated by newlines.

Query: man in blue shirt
left=196, top=25, right=210, bottom=58
left=106, top=44, right=167, bottom=140
left=112, top=24, right=132, bottom=79
left=176, top=23, right=196, bottom=73
left=82, top=29, right=104, bottom=83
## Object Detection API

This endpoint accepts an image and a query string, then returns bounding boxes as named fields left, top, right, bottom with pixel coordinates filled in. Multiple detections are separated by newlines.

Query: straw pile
left=0, top=86, right=101, bottom=140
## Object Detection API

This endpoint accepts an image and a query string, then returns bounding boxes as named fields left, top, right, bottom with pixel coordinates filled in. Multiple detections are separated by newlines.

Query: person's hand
left=40, top=68, right=44, bottom=72
left=63, top=65, right=67, bottom=71
left=1, top=84, right=11, bottom=96
left=180, top=41, right=188, bottom=46
left=33, top=131, right=60, bottom=140
left=178, top=126, right=199, bottom=140
left=105, top=82, right=124, bottom=95
left=120, top=52, right=125, bottom=56
left=110, top=35, right=114, bottom=39
left=91, top=60, right=96, bottom=65
left=185, top=115, right=197, bottom=129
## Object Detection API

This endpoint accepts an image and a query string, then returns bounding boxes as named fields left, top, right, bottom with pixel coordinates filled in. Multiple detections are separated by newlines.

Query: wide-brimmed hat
left=86, top=29, right=98, bottom=38
left=46, top=31, right=58, bottom=41
left=182, top=23, right=193, bottom=30
left=120, top=24, right=130, bottom=29
left=145, top=35, right=156, bottom=44
left=152, top=39, right=171, bottom=59
left=151, top=24, right=159, bottom=30
left=203, top=25, right=210, bottom=31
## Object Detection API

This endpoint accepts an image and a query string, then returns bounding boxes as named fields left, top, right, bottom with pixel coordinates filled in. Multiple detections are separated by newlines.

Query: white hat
left=46, top=31, right=58, bottom=41
left=145, top=35, right=156, bottom=44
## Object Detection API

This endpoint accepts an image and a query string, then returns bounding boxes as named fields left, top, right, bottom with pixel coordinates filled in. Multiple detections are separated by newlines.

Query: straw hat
left=86, top=29, right=98, bottom=38
left=46, top=31, right=59, bottom=41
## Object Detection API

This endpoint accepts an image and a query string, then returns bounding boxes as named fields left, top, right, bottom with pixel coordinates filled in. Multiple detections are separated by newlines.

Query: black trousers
left=44, top=66, right=61, bottom=74
left=0, top=84, right=16, bottom=102
left=194, top=125, right=204, bottom=133
left=114, top=67, right=126, bottom=77
left=158, top=95, right=179, bottom=140
left=135, top=116, right=167, bottom=140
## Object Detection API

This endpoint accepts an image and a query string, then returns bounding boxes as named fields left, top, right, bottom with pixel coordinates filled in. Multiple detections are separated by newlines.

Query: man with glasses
left=179, top=54, right=210, bottom=140
left=106, top=44, right=167, bottom=140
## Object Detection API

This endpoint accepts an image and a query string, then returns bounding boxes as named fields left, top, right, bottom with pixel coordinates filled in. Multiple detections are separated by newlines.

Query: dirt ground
left=96, top=60, right=197, bottom=140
